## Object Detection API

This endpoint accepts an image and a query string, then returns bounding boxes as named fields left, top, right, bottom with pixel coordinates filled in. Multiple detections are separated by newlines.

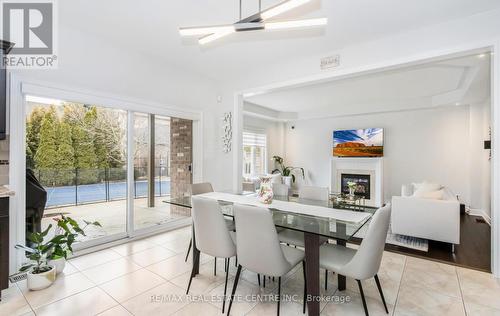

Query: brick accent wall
left=170, top=118, right=192, bottom=216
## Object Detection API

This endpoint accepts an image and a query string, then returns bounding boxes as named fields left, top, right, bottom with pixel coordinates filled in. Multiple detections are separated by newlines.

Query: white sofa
left=391, top=183, right=460, bottom=247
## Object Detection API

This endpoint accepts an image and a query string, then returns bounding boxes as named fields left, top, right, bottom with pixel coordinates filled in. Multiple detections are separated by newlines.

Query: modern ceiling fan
left=179, top=0, right=327, bottom=45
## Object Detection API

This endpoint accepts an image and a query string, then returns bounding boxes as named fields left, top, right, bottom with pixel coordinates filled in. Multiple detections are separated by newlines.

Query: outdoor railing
left=33, top=167, right=170, bottom=208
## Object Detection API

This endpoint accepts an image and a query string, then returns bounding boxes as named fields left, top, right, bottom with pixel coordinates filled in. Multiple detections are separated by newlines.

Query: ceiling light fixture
left=179, top=0, right=327, bottom=45
left=199, top=28, right=236, bottom=45
left=179, top=25, right=235, bottom=36
left=265, top=17, right=327, bottom=30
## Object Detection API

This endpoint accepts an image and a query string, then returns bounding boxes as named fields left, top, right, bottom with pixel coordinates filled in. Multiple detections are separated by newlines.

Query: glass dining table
left=164, top=193, right=378, bottom=316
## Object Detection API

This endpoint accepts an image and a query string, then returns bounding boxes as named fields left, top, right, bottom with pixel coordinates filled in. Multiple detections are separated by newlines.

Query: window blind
left=243, top=131, right=267, bottom=147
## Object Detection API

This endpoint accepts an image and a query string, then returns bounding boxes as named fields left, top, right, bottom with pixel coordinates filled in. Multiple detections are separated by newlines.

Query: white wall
left=243, top=115, right=285, bottom=173
left=6, top=25, right=232, bottom=189
left=228, top=8, right=500, bottom=192
left=469, top=100, right=492, bottom=218
left=285, top=105, right=490, bottom=207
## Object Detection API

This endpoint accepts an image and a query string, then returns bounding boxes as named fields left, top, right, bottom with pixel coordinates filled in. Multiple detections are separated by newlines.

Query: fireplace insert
left=341, top=173, right=370, bottom=199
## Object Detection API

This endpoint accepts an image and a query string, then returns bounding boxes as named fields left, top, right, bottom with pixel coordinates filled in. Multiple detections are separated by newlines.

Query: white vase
left=48, top=258, right=66, bottom=275
left=282, top=176, right=292, bottom=187
left=27, top=266, right=56, bottom=291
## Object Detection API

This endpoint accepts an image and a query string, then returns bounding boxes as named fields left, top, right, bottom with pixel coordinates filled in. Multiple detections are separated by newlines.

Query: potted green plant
left=47, top=214, right=102, bottom=274
left=271, top=155, right=305, bottom=187
left=15, top=225, right=57, bottom=291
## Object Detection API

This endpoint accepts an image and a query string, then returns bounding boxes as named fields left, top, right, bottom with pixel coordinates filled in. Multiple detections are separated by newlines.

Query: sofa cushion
left=412, top=182, right=442, bottom=192
left=413, top=189, right=444, bottom=200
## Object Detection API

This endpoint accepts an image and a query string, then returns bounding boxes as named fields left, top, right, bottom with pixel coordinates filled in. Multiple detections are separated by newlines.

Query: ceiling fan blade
left=265, top=18, right=327, bottom=30
left=179, top=25, right=235, bottom=36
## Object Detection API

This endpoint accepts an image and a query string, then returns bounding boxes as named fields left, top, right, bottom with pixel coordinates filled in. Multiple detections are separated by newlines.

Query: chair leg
left=302, top=261, right=307, bottom=314
left=325, top=270, right=328, bottom=291
left=257, top=274, right=261, bottom=286
left=214, top=258, right=217, bottom=276
left=356, top=279, right=369, bottom=316
left=374, top=274, right=389, bottom=314
left=227, top=265, right=243, bottom=316
left=277, top=276, right=281, bottom=316
left=225, top=258, right=228, bottom=273
left=222, top=258, right=230, bottom=313
left=186, top=250, right=199, bottom=294
left=263, top=275, right=266, bottom=288
left=184, top=238, right=192, bottom=262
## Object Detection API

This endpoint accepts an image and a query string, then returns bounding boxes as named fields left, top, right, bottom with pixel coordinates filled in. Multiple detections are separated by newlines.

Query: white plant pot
left=282, top=176, right=292, bottom=187
left=48, top=258, right=66, bottom=275
left=27, top=266, right=56, bottom=291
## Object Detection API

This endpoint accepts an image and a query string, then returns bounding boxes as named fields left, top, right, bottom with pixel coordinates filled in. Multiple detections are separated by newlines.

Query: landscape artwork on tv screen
left=333, top=128, right=384, bottom=157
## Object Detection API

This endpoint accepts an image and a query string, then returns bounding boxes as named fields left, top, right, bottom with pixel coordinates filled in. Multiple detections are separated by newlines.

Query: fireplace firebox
left=341, top=174, right=371, bottom=199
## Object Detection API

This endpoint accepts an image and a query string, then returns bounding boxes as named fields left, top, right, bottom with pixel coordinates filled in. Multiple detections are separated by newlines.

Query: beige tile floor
left=2, top=226, right=500, bottom=316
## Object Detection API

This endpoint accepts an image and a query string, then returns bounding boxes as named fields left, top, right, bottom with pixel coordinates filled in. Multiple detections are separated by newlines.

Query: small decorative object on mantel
left=222, top=112, right=232, bottom=153
left=258, top=176, right=274, bottom=204
left=347, top=181, right=357, bottom=198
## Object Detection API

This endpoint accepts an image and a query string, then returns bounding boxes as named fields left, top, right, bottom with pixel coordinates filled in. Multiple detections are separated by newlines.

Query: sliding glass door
left=26, top=97, right=128, bottom=242
left=25, top=95, right=193, bottom=247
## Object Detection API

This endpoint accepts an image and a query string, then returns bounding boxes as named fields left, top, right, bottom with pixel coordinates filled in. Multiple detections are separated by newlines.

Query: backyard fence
left=34, top=167, right=171, bottom=208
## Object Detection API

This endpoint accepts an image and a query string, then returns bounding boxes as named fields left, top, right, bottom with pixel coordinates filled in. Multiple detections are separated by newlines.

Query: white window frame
left=242, top=130, right=268, bottom=178
left=8, top=75, right=203, bottom=273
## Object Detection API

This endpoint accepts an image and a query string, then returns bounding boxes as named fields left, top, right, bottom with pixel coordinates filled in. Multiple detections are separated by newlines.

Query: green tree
left=72, top=123, right=98, bottom=184
left=54, top=122, right=75, bottom=185
left=26, top=106, right=46, bottom=168
left=34, top=107, right=59, bottom=171
left=85, top=107, right=108, bottom=169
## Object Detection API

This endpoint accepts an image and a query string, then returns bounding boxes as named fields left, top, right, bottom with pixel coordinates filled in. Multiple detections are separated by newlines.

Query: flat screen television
left=333, top=128, right=384, bottom=157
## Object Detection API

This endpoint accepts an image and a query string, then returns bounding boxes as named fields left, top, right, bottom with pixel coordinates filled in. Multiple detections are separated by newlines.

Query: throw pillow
left=413, top=189, right=444, bottom=200
left=412, top=181, right=442, bottom=192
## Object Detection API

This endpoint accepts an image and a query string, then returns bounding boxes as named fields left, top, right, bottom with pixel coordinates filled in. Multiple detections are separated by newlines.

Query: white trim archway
left=233, top=40, right=500, bottom=277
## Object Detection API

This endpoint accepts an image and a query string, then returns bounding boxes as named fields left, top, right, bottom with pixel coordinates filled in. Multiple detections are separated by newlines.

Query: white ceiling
left=59, top=0, right=500, bottom=83
left=244, top=53, right=491, bottom=119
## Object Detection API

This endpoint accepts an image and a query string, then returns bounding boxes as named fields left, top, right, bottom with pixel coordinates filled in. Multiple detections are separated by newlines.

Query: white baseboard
left=467, top=207, right=491, bottom=225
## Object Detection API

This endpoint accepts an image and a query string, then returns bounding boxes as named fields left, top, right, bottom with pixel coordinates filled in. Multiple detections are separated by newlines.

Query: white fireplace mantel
left=330, top=157, right=384, bottom=207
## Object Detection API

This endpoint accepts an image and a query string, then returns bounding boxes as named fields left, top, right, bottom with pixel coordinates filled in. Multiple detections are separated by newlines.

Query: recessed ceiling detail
left=244, top=54, right=491, bottom=120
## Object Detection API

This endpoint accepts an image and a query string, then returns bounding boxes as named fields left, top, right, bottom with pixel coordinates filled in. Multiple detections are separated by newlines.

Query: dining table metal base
left=304, top=232, right=321, bottom=316
left=304, top=232, right=347, bottom=316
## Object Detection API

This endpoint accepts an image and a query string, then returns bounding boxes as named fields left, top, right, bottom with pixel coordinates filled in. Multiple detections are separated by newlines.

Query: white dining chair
left=185, top=183, right=235, bottom=266
left=191, top=182, right=214, bottom=195
left=319, top=205, right=392, bottom=316
left=228, top=204, right=307, bottom=316
left=272, top=183, right=289, bottom=196
left=187, top=196, right=237, bottom=313
left=278, top=185, right=330, bottom=248
left=299, top=185, right=330, bottom=201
